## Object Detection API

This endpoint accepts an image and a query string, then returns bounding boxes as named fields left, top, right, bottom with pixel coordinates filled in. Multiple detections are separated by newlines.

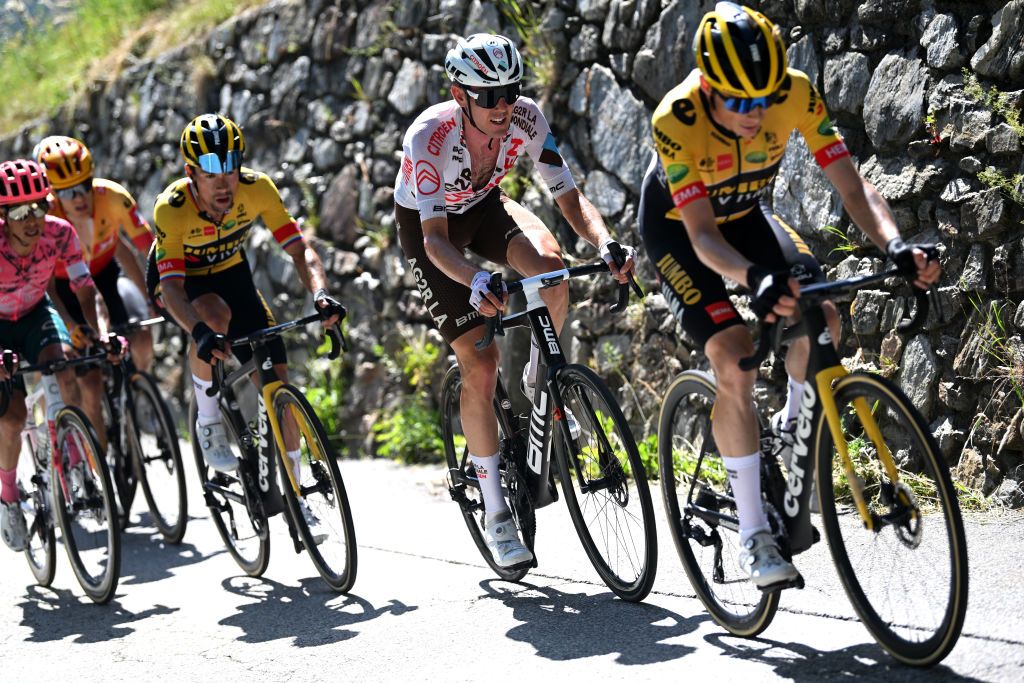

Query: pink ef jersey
left=0, top=215, right=93, bottom=320
left=394, top=97, right=576, bottom=221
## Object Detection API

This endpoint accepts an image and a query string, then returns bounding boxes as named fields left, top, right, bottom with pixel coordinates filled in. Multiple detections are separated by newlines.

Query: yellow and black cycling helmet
left=695, top=2, right=788, bottom=99
left=33, top=135, right=93, bottom=190
left=180, top=114, right=245, bottom=174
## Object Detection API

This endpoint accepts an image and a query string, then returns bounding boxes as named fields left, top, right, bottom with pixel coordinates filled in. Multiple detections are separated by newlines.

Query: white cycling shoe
left=299, top=499, right=327, bottom=545
left=1, top=500, right=28, bottom=552
left=196, top=420, right=237, bottom=472
left=739, top=529, right=801, bottom=588
left=484, top=511, right=533, bottom=568
left=521, top=366, right=582, bottom=440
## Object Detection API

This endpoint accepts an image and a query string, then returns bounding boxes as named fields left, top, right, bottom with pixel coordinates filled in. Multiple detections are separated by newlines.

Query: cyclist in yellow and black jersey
left=638, top=2, right=939, bottom=589
left=150, top=115, right=343, bottom=502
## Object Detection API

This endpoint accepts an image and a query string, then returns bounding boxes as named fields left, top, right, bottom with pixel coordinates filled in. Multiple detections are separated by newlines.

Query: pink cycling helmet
left=0, top=159, right=51, bottom=206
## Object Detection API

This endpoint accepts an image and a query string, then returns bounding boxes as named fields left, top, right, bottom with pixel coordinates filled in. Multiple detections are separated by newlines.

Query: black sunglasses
left=463, top=83, right=521, bottom=109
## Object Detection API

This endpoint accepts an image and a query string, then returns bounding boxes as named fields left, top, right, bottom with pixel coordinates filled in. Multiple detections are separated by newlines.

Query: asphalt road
left=1, top=455, right=1021, bottom=681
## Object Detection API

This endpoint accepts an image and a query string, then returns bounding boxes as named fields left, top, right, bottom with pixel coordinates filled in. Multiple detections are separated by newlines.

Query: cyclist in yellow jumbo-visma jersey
left=638, top=2, right=939, bottom=589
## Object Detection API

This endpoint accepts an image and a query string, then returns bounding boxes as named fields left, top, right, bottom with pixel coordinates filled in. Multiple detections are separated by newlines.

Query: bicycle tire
left=130, top=371, right=188, bottom=543
left=816, top=372, right=968, bottom=667
left=658, top=370, right=779, bottom=635
left=272, top=385, right=357, bottom=592
left=189, top=399, right=269, bottom=577
left=51, top=406, right=121, bottom=604
left=18, top=437, right=55, bottom=586
left=440, top=365, right=535, bottom=582
left=553, top=364, right=656, bottom=602
left=101, top=389, right=137, bottom=531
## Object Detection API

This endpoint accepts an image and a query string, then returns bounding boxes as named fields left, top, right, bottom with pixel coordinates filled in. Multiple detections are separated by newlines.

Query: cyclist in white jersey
left=394, top=33, right=637, bottom=568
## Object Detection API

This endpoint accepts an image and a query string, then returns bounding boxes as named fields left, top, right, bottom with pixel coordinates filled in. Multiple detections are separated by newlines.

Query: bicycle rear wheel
left=17, top=435, right=55, bottom=586
left=440, top=365, right=535, bottom=582
left=273, top=385, right=357, bottom=592
left=130, top=372, right=188, bottom=543
left=554, top=364, right=656, bottom=602
left=189, top=400, right=269, bottom=577
left=658, top=370, right=779, bottom=636
left=101, top=389, right=137, bottom=531
left=51, top=406, right=120, bottom=604
left=817, top=372, right=968, bottom=667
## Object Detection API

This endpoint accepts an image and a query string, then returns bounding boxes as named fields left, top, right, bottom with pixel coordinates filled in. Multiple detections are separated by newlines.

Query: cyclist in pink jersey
left=0, top=159, right=112, bottom=553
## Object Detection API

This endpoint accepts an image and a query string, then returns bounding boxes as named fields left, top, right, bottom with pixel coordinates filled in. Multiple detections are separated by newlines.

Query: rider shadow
left=218, top=575, right=417, bottom=648
left=18, top=585, right=177, bottom=643
left=703, top=632, right=981, bottom=682
left=117, top=519, right=222, bottom=586
left=481, top=580, right=704, bottom=664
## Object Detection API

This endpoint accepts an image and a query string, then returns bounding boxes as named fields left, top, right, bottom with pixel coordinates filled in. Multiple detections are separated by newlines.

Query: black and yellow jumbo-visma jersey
left=650, top=68, right=849, bottom=224
left=153, top=168, right=301, bottom=282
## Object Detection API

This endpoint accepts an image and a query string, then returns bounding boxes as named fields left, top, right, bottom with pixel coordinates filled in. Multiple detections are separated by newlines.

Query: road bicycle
left=6, top=350, right=121, bottom=603
left=189, top=311, right=357, bottom=592
left=658, top=252, right=968, bottom=666
left=94, top=316, right=187, bottom=542
left=442, top=254, right=658, bottom=601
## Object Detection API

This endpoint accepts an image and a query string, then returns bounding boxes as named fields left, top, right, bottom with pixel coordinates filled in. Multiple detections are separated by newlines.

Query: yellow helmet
left=694, top=2, right=788, bottom=99
left=180, top=114, right=245, bottom=173
left=34, top=135, right=93, bottom=189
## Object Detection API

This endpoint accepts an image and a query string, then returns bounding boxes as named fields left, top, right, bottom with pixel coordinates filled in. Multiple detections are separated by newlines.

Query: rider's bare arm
left=115, top=236, right=149, bottom=303
left=74, top=284, right=110, bottom=337
left=285, top=239, right=329, bottom=294
left=555, top=189, right=608, bottom=247
left=160, top=279, right=204, bottom=333
left=679, top=199, right=758, bottom=287
left=422, top=215, right=504, bottom=315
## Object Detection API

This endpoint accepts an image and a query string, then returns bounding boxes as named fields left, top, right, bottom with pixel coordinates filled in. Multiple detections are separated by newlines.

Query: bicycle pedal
left=811, top=525, right=821, bottom=545
left=759, top=573, right=805, bottom=593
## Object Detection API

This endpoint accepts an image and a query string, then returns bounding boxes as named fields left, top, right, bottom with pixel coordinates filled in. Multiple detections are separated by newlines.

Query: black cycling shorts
left=395, top=188, right=525, bottom=344
left=146, top=249, right=286, bottom=367
left=639, top=191, right=824, bottom=349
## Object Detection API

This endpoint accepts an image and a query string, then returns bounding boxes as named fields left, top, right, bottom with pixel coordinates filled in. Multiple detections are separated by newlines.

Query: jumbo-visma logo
left=415, top=160, right=441, bottom=195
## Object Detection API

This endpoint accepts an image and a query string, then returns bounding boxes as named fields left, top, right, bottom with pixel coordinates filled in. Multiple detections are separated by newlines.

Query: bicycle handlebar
left=206, top=308, right=348, bottom=397
left=739, top=245, right=939, bottom=371
left=474, top=251, right=645, bottom=351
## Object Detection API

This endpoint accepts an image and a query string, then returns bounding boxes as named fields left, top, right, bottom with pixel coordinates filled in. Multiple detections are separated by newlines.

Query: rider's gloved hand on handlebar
left=469, top=271, right=507, bottom=317
left=102, top=333, right=130, bottom=364
left=313, top=288, right=346, bottom=326
left=70, top=324, right=98, bottom=350
left=886, top=237, right=941, bottom=290
left=599, top=239, right=638, bottom=284
left=191, top=321, right=229, bottom=365
left=747, top=265, right=799, bottom=322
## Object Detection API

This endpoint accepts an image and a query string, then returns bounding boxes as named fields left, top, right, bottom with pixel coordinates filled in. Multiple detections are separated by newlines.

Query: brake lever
left=474, top=273, right=505, bottom=351
left=739, top=320, right=783, bottom=371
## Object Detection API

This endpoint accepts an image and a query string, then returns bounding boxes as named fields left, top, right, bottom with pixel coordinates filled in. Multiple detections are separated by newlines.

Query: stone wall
left=2, top=0, right=1023, bottom=502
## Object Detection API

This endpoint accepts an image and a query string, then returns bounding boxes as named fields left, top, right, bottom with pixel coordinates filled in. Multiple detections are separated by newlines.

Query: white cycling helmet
left=444, top=33, right=523, bottom=88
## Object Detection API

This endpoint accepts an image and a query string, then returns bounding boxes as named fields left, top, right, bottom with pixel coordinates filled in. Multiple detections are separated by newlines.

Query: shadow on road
left=482, top=580, right=705, bottom=664
left=18, top=585, right=177, bottom=643
left=118, top=521, right=221, bottom=586
left=218, top=575, right=417, bottom=647
left=704, top=631, right=982, bottom=681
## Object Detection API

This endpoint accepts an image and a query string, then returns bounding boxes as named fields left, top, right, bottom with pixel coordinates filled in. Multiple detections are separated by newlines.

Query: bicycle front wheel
left=554, top=364, right=656, bottom=602
left=817, top=372, right=968, bottom=667
left=51, top=406, right=121, bottom=604
left=658, top=370, right=779, bottom=636
left=273, top=385, right=357, bottom=592
left=130, top=372, right=188, bottom=543
left=189, top=400, right=269, bottom=577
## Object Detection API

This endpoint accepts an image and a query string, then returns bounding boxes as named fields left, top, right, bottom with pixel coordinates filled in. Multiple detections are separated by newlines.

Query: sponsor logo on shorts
left=705, top=301, right=737, bottom=324
left=656, top=253, right=702, bottom=305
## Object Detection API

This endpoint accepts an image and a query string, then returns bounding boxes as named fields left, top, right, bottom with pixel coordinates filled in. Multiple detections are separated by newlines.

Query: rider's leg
left=189, top=293, right=231, bottom=418
left=128, top=329, right=154, bottom=373
left=76, top=367, right=107, bottom=451
left=779, top=301, right=840, bottom=426
left=704, top=326, right=768, bottom=541
left=0, top=393, right=27, bottom=503
left=450, top=329, right=507, bottom=520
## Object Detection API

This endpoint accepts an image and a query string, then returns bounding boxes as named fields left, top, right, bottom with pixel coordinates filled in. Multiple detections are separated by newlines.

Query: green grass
left=0, top=0, right=259, bottom=136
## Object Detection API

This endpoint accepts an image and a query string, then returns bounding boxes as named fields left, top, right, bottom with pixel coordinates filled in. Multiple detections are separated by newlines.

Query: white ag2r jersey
left=394, top=97, right=576, bottom=221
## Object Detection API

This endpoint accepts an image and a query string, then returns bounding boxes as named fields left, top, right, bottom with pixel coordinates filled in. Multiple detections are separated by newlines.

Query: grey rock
left=948, top=104, right=994, bottom=153
left=773, top=131, right=844, bottom=238
left=932, top=417, right=967, bottom=463
left=320, top=164, right=361, bottom=246
left=270, top=55, right=311, bottom=113
left=993, top=240, right=1024, bottom=294
left=823, top=51, right=871, bottom=115
left=464, top=0, right=501, bottom=35
left=859, top=155, right=917, bottom=202
left=570, top=24, right=601, bottom=63
left=961, top=243, right=989, bottom=291
left=897, top=335, right=939, bottom=418
left=312, top=138, right=343, bottom=171
left=987, top=122, right=1022, bottom=155
left=920, top=13, right=963, bottom=70
left=584, top=169, right=627, bottom=217
left=421, top=34, right=449, bottom=63
left=392, top=0, right=427, bottom=29
left=387, top=59, right=428, bottom=116
left=633, top=0, right=709, bottom=103
left=330, top=101, right=373, bottom=143
left=788, top=34, right=820, bottom=86
left=972, top=188, right=1011, bottom=239
left=601, top=0, right=660, bottom=53
left=863, top=52, right=929, bottom=151
left=608, top=53, right=633, bottom=81
left=971, top=0, right=1024, bottom=82
left=939, top=177, right=977, bottom=203
left=995, top=478, right=1024, bottom=508
left=594, top=333, right=631, bottom=374
left=959, top=156, right=984, bottom=173
left=851, top=290, right=889, bottom=335
left=577, top=0, right=611, bottom=22
left=585, top=65, right=652, bottom=194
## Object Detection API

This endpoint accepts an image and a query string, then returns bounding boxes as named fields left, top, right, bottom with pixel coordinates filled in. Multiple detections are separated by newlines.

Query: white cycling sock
left=192, top=374, right=219, bottom=426
left=470, top=452, right=509, bottom=523
left=725, top=452, right=769, bottom=544
left=287, top=448, right=302, bottom=485
left=781, top=377, right=804, bottom=428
